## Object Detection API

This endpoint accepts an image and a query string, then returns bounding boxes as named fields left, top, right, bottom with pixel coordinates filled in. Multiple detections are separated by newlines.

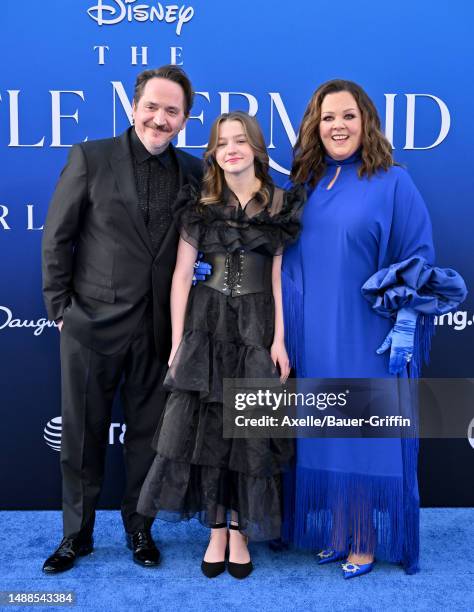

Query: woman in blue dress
left=282, top=79, right=466, bottom=577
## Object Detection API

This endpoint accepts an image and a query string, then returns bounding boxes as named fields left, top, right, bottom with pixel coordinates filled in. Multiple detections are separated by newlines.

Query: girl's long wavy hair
left=291, top=79, right=394, bottom=188
left=201, top=111, right=272, bottom=207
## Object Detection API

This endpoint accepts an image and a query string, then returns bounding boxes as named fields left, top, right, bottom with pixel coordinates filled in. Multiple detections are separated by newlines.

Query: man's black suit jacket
left=42, top=127, right=203, bottom=362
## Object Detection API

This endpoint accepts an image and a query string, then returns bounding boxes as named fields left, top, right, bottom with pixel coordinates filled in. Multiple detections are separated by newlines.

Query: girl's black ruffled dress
left=137, top=182, right=304, bottom=541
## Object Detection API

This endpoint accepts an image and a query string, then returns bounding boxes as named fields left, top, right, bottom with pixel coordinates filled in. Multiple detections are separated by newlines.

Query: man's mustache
left=145, top=123, right=171, bottom=132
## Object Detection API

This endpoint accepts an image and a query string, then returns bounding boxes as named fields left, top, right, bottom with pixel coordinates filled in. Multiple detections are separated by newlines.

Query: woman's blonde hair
left=201, top=111, right=272, bottom=206
left=292, top=79, right=394, bottom=188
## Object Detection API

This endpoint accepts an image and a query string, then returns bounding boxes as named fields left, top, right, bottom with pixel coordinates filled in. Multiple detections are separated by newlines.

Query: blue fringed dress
left=282, top=151, right=467, bottom=573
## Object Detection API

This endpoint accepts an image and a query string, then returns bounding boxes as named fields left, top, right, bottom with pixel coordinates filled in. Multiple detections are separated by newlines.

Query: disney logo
left=0, top=306, right=56, bottom=336
left=87, top=0, right=194, bottom=35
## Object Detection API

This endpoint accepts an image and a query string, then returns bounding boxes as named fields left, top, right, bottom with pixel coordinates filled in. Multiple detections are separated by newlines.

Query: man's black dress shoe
left=126, top=530, right=160, bottom=567
left=42, top=536, right=93, bottom=574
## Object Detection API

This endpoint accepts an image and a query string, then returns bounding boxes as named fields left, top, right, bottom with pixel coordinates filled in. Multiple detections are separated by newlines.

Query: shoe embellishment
left=341, top=562, right=360, bottom=573
left=317, top=550, right=335, bottom=559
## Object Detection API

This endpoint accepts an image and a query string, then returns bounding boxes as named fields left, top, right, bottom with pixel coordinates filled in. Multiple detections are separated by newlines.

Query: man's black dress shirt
left=130, top=128, right=179, bottom=255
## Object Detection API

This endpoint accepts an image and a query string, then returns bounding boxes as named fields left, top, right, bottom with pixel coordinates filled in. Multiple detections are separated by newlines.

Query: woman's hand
left=271, top=339, right=291, bottom=383
left=376, top=307, right=417, bottom=375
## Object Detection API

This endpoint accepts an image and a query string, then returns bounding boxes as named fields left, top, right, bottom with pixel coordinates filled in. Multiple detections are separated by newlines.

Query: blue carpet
left=1, top=509, right=473, bottom=611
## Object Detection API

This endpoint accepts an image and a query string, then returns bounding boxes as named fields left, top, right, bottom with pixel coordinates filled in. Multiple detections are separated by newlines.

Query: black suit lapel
left=109, top=129, right=154, bottom=256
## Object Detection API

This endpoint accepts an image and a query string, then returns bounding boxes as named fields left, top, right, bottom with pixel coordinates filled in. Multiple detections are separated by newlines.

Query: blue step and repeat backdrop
left=1, top=1, right=473, bottom=508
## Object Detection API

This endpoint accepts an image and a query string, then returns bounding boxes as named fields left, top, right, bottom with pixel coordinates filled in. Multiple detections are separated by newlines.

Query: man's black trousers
left=59, top=315, right=167, bottom=539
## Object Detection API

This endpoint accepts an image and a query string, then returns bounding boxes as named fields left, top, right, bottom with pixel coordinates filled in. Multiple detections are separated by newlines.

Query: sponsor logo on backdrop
left=1, top=305, right=472, bottom=334
left=468, top=417, right=474, bottom=450
left=44, top=417, right=62, bottom=451
left=435, top=311, right=474, bottom=331
left=43, top=417, right=127, bottom=452
left=87, top=0, right=194, bottom=34
left=0, top=306, right=56, bottom=336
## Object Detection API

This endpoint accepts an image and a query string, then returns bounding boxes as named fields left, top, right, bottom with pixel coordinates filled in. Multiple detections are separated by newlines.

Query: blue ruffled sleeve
left=361, top=168, right=467, bottom=374
left=361, top=255, right=467, bottom=317
left=361, top=168, right=467, bottom=317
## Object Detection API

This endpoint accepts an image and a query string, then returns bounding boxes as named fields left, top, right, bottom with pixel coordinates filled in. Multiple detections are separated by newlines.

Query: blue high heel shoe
left=316, top=549, right=345, bottom=565
left=341, top=559, right=374, bottom=579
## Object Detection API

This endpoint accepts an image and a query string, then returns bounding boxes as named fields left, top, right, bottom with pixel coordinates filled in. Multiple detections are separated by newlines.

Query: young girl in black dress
left=137, top=111, right=304, bottom=578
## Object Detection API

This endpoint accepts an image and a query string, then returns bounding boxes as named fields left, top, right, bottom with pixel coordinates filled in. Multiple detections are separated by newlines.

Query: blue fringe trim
left=291, top=465, right=419, bottom=572
left=400, top=438, right=420, bottom=574
left=399, top=312, right=431, bottom=573
left=282, top=270, right=305, bottom=377
left=410, top=313, right=435, bottom=378
left=382, top=311, right=433, bottom=570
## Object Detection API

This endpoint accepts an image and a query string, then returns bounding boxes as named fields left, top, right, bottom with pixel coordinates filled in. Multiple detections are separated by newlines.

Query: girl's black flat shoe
left=201, top=523, right=228, bottom=578
left=227, top=524, right=253, bottom=579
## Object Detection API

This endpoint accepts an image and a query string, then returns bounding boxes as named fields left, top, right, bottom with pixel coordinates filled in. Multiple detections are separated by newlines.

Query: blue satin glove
left=192, top=252, right=212, bottom=286
left=376, top=307, right=418, bottom=375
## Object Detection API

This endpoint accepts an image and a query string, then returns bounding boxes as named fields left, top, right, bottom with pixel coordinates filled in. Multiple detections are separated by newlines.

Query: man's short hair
left=133, top=65, right=194, bottom=116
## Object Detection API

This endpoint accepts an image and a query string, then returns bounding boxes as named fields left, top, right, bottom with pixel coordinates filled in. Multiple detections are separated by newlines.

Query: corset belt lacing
left=201, top=250, right=272, bottom=297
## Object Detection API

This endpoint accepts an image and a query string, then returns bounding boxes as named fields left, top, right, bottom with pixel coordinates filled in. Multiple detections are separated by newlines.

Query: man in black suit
left=41, top=65, right=203, bottom=573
